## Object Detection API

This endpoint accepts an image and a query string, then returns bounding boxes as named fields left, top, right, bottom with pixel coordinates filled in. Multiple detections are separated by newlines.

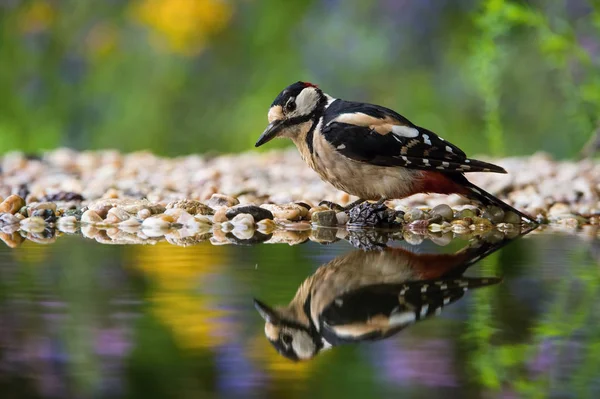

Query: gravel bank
left=0, top=148, right=598, bottom=248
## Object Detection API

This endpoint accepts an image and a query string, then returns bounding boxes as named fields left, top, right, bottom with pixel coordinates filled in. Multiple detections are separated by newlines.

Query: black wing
left=321, top=100, right=506, bottom=173
left=319, top=276, right=501, bottom=345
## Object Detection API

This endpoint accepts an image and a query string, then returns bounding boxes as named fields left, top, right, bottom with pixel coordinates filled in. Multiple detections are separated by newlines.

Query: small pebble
left=137, top=209, right=152, bottom=220
left=142, top=215, right=174, bottom=230
left=231, top=213, right=255, bottom=229
left=431, top=204, right=454, bottom=221
left=336, top=212, right=349, bottom=225
left=311, top=210, right=337, bottom=227
left=0, top=213, right=21, bottom=226
left=404, top=208, right=425, bottom=223
left=260, top=204, right=303, bottom=221
left=256, top=218, right=277, bottom=234
left=57, top=216, right=78, bottom=226
left=503, top=211, right=522, bottom=224
left=226, top=205, right=273, bottom=222
left=481, top=206, right=505, bottom=223
left=81, top=210, right=103, bottom=224
left=166, top=199, right=214, bottom=215
left=27, top=202, right=57, bottom=216
left=208, top=194, right=239, bottom=209
left=0, top=195, right=25, bottom=215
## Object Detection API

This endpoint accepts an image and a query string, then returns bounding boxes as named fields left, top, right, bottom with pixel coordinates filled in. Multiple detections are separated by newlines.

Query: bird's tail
left=457, top=178, right=537, bottom=225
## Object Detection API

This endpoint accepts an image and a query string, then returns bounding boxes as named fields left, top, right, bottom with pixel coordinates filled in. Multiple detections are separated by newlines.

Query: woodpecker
left=255, top=81, right=535, bottom=223
left=254, top=237, right=507, bottom=361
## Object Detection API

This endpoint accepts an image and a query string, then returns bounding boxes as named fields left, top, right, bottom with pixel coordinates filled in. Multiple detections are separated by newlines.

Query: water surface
left=0, top=229, right=599, bottom=398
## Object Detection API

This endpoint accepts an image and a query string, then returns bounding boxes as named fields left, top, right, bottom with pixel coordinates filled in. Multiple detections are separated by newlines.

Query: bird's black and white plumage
left=253, top=235, right=513, bottom=361
left=255, top=81, right=535, bottom=223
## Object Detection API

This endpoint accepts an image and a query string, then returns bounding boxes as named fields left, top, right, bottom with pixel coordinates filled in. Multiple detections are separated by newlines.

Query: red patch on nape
left=302, top=82, right=318, bottom=88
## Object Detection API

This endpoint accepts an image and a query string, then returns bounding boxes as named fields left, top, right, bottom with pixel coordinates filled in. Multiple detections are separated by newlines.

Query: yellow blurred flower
left=131, top=0, right=233, bottom=56
left=18, top=0, right=55, bottom=34
left=130, top=241, right=233, bottom=350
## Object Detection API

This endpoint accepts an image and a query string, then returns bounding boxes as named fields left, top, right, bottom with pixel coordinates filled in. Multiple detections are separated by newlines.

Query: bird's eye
left=282, top=334, right=293, bottom=345
left=285, top=99, right=296, bottom=112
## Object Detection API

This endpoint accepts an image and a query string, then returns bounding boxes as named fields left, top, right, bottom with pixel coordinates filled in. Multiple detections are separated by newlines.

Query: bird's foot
left=318, top=200, right=345, bottom=212
left=319, top=198, right=366, bottom=213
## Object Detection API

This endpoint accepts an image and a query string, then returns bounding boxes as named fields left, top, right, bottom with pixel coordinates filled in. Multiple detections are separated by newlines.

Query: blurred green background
left=0, top=0, right=599, bottom=158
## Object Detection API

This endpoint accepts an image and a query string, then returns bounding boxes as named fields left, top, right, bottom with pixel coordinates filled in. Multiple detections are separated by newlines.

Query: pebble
left=0, top=213, right=21, bottom=226
left=57, top=216, right=78, bottom=226
left=81, top=209, right=103, bottom=224
left=336, top=212, right=349, bottom=225
left=137, top=209, right=152, bottom=220
left=260, top=203, right=303, bottom=221
left=311, top=210, right=337, bottom=227
left=481, top=206, right=505, bottom=223
left=256, top=218, right=277, bottom=234
left=231, top=213, right=255, bottom=229
left=27, top=202, right=57, bottom=216
left=20, top=216, right=46, bottom=232
left=105, top=207, right=131, bottom=224
left=226, top=205, right=273, bottom=222
left=0, top=232, right=24, bottom=248
left=404, top=208, right=426, bottom=223
left=142, top=214, right=174, bottom=230
left=166, top=199, right=214, bottom=215
left=0, top=195, right=25, bottom=215
left=503, top=211, right=522, bottom=224
left=208, top=194, right=239, bottom=209
left=213, top=207, right=228, bottom=223
left=431, top=204, right=454, bottom=221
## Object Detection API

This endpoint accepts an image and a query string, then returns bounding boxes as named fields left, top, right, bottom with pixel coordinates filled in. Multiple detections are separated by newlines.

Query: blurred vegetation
left=0, top=0, right=599, bottom=158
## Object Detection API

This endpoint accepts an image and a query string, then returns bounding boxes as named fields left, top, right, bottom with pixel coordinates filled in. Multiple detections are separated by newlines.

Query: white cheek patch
left=294, top=87, right=320, bottom=116
left=291, top=331, right=317, bottom=360
left=391, top=125, right=419, bottom=138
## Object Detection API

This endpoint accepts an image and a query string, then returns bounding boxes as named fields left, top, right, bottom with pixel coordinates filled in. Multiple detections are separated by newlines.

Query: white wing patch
left=422, top=134, right=432, bottom=145
left=391, top=125, right=419, bottom=138
left=389, top=311, right=416, bottom=326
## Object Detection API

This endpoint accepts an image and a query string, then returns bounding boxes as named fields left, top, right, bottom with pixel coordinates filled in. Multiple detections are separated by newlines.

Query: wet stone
left=31, top=209, right=57, bottom=224
left=0, top=195, right=26, bottom=215
left=260, top=204, right=303, bottom=221
left=404, top=208, right=426, bottom=223
left=348, top=202, right=402, bottom=228
left=0, top=213, right=20, bottom=226
left=311, top=210, right=337, bottom=227
left=166, top=199, right=214, bottom=216
left=81, top=209, right=103, bottom=224
left=208, top=194, right=239, bottom=209
left=481, top=206, right=505, bottom=223
left=226, top=205, right=273, bottom=222
left=225, top=231, right=272, bottom=245
left=431, top=204, right=454, bottom=222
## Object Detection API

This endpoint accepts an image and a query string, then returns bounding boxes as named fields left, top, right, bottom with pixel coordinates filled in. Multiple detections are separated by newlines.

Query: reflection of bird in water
left=254, top=238, right=509, bottom=361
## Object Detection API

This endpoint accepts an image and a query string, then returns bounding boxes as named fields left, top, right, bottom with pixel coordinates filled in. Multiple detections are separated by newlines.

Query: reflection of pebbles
left=253, top=235, right=516, bottom=361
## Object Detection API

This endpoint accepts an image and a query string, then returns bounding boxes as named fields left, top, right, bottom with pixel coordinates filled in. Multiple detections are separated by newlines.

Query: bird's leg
left=318, top=200, right=345, bottom=212
left=343, top=198, right=366, bottom=212
left=319, top=198, right=366, bottom=212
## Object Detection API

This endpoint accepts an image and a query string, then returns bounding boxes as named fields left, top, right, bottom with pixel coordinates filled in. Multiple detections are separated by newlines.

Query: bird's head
left=253, top=298, right=322, bottom=361
left=255, top=81, right=326, bottom=147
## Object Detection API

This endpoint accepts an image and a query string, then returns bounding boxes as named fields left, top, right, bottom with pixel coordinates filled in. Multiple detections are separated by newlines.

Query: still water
left=0, top=228, right=599, bottom=399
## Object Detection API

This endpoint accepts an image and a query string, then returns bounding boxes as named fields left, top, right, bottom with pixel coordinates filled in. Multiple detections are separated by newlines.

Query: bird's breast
left=307, top=131, right=422, bottom=200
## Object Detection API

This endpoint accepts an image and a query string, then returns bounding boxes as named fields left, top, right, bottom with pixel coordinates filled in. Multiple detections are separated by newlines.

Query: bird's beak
left=255, top=120, right=285, bottom=147
left=254, top=298, right=280, bottom=324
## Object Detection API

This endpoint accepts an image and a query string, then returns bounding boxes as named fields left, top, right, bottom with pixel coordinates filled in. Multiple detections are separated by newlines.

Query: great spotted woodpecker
left=253, top=236, right=510, bottom=361
left=255, top=81, right=535, bottom=223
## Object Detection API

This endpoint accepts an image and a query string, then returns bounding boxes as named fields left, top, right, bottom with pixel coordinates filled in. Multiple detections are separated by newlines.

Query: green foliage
left=0, top=0, right=598, bottom=158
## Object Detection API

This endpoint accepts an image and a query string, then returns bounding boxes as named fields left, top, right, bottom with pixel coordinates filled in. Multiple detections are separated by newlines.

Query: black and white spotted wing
left=318, top=277, right=501, bottom=345
left=320, top=100, right=506, bottom=173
